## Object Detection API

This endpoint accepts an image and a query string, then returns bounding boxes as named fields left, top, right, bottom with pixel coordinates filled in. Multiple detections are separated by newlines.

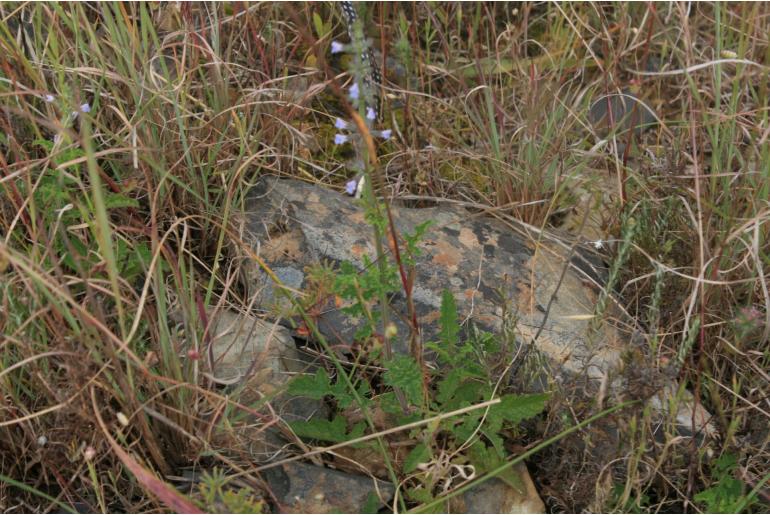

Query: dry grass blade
left=90, top=387, right=203, bottom=514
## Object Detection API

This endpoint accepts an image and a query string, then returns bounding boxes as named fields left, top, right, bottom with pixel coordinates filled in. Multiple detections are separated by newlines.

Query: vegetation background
left=1, top=2, right=768, bottom=513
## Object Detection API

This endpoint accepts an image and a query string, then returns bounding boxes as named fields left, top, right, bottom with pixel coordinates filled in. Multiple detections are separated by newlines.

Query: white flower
left=84, top=446, right=96, bottom=461
left=593, top=240, right=604, bottom=250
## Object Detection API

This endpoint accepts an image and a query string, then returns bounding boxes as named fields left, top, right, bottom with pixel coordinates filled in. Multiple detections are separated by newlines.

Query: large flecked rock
left=238, top=177, right=715, bottom=438
left=242, top=179, right=609, bottom=373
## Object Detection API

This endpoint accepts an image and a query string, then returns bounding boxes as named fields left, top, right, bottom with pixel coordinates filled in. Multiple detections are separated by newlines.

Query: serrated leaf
left=34, top=138, right=54, bottom=152
left=439, top=289, right=459, bottom=348
left=450, top=411, right=482, bottom=442
left=403, top=443, right=430, bottom=474
left=329, top=379, right=371, bottom=409
left=383, top=355, right=424, bottom=406
left=286, top=368, right=332, bottom=399
left=48, top=146, right=86, bottom=168
left=405, top=486, right=434, bottom=504
left=289, top=415, right=348, bottom=443
left=490, top=393, right=549, bottom=425
left=115, top=240, right=152, bottom=283
left=348, top=421, right=366, bottom=441
left=104, top=192, right=139, bottom=210
left=466, top=440, right=525, bottom=492
left=378, top=392, right=402, bottom=415
left=443, top=380, right=489, bottom=410
left=435, top=368, right=465, bottom=405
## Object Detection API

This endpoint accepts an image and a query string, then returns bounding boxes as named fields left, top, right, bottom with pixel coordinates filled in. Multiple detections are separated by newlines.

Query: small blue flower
left=44, top=94, right=55, bottom=103
left=345, top=179, right=358, bottom=195
left=349, top=83, right=359, bottom=100
left=331, top=40, right=344, bottom=54
left=334, top=134, right=349, bottom=145
left=334, top=118, right=348, bottom=130
left=366, top=107, right=376, bottom=121
left=379, top=129, right=392, bottom=140
left=71, top=102, right=91, bottom=118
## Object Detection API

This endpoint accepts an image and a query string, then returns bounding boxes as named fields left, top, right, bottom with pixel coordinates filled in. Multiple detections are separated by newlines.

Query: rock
left=207, top=309, right=324, bottom=420
left=243, top=178, right=594, bottom=367
left=588, top=87, right=657, bottom=137
left=449, top=465, right=545, bottom=513
left=239, top=177, right=716, bottom=442
left=261, top=461, right=395, bottom=513
left=208, top=309, right=298, bottom=388
left=237, top=177, right=718, bottom=511
left=204, top=309, right=329, bottom=461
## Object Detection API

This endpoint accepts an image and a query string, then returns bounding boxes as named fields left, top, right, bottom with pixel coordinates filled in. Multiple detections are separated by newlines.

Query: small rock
left=208, top=309, right=298, bottom=387
left=449, top=464, right=545, bottom=514
left=261, top=461, right=394, bottom=513
left=588, top=87, right=657, bottom=137
left=205, top=309, right=329, bottom=460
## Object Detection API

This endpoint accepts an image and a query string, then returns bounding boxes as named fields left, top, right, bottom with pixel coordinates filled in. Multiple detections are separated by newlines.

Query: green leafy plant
left=694, top=453, right=759, bottom=514
left=419, top=291, right=549, bottom=496
left=197, top=468, right=264, bottom=514
left=287, top=286, right=548, bottom=507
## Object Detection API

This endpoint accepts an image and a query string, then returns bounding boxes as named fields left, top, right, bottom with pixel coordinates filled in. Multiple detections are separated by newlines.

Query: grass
left=1, top=2, right=769, bottom=513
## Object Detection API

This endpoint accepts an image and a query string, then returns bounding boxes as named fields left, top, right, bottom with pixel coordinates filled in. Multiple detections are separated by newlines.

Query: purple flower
left=345, top=179, right=358, bottom=195
left=349, top=83, right=359, bottom=100
left=331, top=40, right=344, bottom=54
left=334, top=134, right=349, bottom=145
left=334, top=117, right=348, bottom=129
left=71, top=102, right=91, bottom=118
left=44, top=94, right=55, bottom=103
left=366, top=107, right=376, bottom=120
left=379, top=129, right=392, bottom=140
